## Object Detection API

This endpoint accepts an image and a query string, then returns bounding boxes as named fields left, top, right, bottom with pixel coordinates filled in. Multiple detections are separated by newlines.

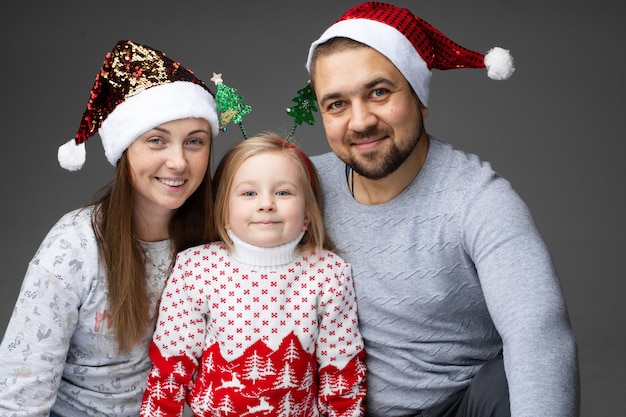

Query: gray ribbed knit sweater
left=311, top=137, right=579, bottom=417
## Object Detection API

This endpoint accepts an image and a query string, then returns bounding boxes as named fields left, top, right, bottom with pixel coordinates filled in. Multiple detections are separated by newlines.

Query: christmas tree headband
left=285, top=83, right=318, bottom=142
left=210, top=72, right=252, bottom=139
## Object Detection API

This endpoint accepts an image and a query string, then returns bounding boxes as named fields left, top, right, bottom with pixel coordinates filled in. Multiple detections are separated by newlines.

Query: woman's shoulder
left=20, top=207, right=102, bottom=302
left=34, top=206, right=98, bottom=265
left=44, top=207, right=96, bottom=241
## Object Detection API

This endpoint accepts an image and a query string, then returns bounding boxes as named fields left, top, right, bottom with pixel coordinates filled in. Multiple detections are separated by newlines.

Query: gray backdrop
left=1, top=1, right=623, bottom=415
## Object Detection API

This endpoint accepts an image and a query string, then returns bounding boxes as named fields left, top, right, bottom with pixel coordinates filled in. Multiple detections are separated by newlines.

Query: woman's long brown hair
left=91, top=150, right=216, bottom=353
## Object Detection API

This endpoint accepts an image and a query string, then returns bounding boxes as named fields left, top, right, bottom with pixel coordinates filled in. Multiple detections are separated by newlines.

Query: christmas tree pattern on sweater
left=141, top=242, right=366, bottom=417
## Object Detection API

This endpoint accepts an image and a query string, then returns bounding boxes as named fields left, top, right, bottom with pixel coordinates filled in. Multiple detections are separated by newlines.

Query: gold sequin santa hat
left=306, top=1, right=515, bottom=107
left=58, top=40, right=219, bottom=171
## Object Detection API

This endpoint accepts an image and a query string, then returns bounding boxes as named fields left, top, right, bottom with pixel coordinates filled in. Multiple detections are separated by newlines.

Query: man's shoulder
left=310, top=151, right=339, bottom=169
left=429, top=137, right=497, bottom=179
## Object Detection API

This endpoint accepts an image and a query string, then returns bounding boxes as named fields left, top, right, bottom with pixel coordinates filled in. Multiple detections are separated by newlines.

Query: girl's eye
left=243, top=191, right=256, bottom=197
left=276, top=190, right=290, bottom=196
left=148, top=137, right=163, bottom=145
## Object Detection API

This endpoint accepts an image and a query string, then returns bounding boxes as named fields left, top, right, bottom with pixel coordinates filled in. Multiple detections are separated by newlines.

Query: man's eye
left=328, top=101, right=344, bottom=110
left=372, top=89, right=387, bottom=98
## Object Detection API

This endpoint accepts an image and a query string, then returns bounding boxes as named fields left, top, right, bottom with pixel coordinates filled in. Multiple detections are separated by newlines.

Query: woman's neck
left=133, top=209, right=172, bottom=242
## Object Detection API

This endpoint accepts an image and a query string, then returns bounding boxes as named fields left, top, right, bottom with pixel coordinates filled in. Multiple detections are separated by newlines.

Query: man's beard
left=346, top=128, right=421, bottom=180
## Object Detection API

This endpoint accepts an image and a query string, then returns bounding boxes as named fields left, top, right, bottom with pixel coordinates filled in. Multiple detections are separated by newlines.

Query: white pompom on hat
left=58, top=40, right=219, bottom=171
left=306, top=2, right=514, bottom=107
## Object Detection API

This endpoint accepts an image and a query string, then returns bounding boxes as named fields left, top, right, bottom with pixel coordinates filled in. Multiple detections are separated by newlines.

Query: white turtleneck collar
left=227, top=230, right=305, bottom=270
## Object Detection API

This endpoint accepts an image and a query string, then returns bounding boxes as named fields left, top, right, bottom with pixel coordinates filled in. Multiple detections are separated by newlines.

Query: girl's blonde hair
left=212, top=133, right=335, bottom=254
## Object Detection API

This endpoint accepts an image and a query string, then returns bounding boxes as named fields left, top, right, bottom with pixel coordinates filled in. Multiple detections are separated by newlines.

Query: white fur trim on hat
left=306, top=18, right=431, bottom=106
left=98, top=81, right=218, bottom=166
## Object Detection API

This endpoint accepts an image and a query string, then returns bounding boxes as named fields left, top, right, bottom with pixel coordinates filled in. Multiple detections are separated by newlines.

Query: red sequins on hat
left=75, top=40, right=214, bottom=145
left=338, top=2, right=487, bottom=71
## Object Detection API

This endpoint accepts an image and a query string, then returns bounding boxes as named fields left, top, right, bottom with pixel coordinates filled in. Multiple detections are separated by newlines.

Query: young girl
left=0, top=40, right=220, bottom=416
left=141, top=134, right=366, bottom=417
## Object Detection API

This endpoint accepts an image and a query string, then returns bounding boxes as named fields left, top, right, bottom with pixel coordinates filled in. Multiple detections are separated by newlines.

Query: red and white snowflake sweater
left=141, top=232, right=366, bottom=417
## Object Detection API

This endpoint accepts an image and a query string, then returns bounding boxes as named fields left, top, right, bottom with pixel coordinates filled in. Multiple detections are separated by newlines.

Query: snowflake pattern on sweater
left=141, top=240, right=366, bottom=417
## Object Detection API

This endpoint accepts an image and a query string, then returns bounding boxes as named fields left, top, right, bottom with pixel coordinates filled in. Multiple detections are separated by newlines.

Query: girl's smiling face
left=226, top=151, right=308, bottom=248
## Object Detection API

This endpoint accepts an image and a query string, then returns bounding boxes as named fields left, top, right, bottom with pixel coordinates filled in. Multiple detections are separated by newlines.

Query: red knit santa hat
left=58, top=40, right=219, bottom=171
left=306, top=2, right=514, bottom=107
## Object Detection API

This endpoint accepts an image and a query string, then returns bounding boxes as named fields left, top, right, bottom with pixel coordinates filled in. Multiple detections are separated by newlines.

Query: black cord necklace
left=345, top=164, right=355, bottom=197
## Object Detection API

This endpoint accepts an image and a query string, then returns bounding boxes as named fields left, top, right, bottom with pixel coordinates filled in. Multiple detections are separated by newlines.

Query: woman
left=0, top=40, right=221, bottom=416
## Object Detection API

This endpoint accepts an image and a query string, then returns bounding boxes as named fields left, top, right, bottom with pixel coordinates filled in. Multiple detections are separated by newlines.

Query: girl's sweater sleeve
left=141, top=251, right=207, bottom=417
left=315, top=259, right=367, bottom=417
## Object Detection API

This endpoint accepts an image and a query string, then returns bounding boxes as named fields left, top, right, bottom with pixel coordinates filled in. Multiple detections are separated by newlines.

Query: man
left=305, top=2, right=579, bottom=416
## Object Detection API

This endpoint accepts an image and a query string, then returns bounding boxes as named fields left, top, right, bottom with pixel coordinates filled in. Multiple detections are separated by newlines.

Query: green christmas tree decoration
left=286, top=83, right=318, bottom=141
left=211, top=73, right=252, bottom=139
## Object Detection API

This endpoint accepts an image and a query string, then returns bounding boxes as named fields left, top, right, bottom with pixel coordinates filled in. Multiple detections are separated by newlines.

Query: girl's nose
left=257, top=194, right=276, bottom=211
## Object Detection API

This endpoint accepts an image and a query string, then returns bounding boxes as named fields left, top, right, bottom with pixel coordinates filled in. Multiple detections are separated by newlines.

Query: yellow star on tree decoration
left=210, top=72, right=223, bottom=84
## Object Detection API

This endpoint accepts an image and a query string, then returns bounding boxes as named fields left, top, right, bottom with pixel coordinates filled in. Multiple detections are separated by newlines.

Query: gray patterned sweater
left=311, top=137, right=579, bottom=417
left=0, top=207, right=171, bottom=416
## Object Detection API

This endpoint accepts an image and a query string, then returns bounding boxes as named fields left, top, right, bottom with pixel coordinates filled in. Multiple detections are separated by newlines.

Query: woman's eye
left=186, top=138, right=204, bottom=146
left=148, top=137, right=163, bottom=145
